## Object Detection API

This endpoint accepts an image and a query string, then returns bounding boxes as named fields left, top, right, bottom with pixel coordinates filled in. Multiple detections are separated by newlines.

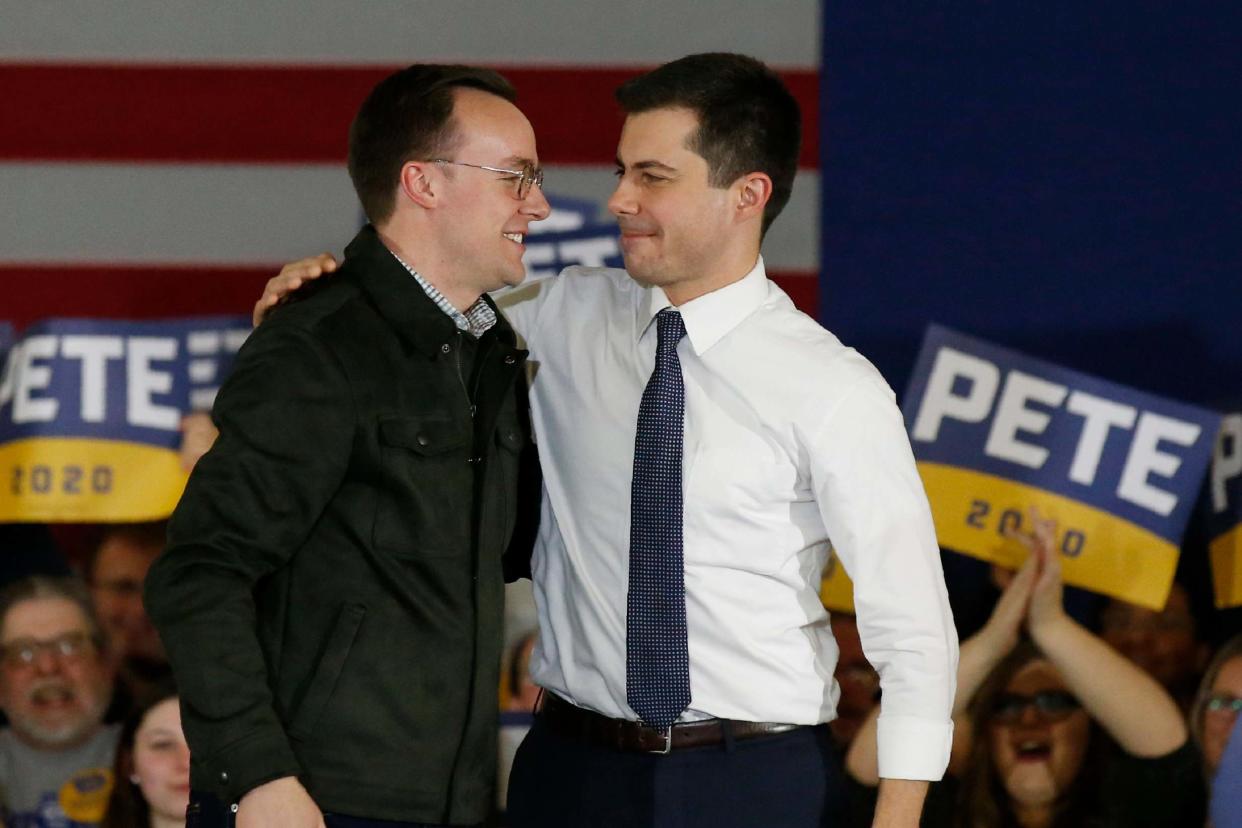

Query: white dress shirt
left=499, top=257, right=958, bottom=780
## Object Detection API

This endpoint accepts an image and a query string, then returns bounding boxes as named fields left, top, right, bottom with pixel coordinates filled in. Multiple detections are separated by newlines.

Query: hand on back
left=253, top=253, right=340, bottom=326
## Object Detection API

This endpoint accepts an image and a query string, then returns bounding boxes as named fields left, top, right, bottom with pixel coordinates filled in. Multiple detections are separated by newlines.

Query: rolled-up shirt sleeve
left=802, top=369, right=958, bottom=781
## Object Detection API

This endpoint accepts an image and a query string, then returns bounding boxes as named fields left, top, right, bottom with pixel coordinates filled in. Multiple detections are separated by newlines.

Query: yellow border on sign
left=1210, top=524, right=1242, bottom=609
left=917, top=462, right=1178, bottom=610
left=0, top=437, right=187, bottom=522
left=819, top=554, right=855, bottom=613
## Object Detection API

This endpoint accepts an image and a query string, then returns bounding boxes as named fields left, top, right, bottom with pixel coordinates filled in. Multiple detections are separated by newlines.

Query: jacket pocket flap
left=379, top=415, right=469, bottom=455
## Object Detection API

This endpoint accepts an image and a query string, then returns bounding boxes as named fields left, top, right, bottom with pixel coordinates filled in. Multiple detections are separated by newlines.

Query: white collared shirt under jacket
left=498, top=257, right=959, bottom=781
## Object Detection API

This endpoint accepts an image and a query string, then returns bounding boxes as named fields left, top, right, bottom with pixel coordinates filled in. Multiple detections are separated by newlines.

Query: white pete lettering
left=2, top=333, right=187, bottom=431
left=983, top=370, right=1067, bottom=469
left=61, top=336, right=125, bottom=422
left=558, top=237, right=619, bottom=268
left=12, top=336, right=60, bottom=424
left=1211, top=414, right=1242, bottom=514
left=911, top=343, right=1204, bottom=518
left=127, top=337, right=180, bottom=430
left=911, top=347, right=1000, bottom=442
left=1117, top=412, right=1201, bottom=516
left=522, top=242, right=559, bottom=281
left=1066, top=391, right=1137, bottom=486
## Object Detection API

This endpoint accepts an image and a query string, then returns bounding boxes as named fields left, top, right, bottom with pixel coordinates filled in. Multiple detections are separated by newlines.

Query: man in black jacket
left=144, top=65, right=549, bottom=828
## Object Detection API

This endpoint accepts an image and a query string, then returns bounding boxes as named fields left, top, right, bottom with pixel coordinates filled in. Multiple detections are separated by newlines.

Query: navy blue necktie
left=626, top=308, right=691, bottom=730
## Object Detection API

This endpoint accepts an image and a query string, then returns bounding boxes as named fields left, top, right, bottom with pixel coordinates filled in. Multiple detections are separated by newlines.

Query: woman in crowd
left=846, top=510, right=1202, bottom=827
left=1192, top=634, right=1242, bottom=825
left=101, top=684, right=189, bottom=828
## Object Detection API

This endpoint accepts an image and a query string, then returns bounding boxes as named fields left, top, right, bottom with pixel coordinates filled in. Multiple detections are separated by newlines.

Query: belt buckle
left=645, top=725, right=673, bottom=755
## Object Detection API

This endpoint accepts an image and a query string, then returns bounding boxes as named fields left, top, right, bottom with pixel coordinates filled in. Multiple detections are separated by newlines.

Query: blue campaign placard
left=1210, top=413, right=1242, bottom=606
left=902, top=324, right=1222, bottom=608
left=0, top=316, right=250, bottom=521
left=518, top=222, right=623, bottom=283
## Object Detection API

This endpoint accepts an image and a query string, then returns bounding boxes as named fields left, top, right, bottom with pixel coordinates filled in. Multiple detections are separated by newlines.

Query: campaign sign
left=1210, top=414, right=1242, bottom=607
left=903, top=325, right=1221, bottom=609
left=819, top=552, right=855, bottom=613
left=520, top=222, right=623, bottom=283
left=0, top=317, right=250, bottom=522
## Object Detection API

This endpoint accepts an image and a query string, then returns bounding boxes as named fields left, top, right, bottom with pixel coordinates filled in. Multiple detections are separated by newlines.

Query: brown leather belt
left=537, top=692, right=805, bottom=754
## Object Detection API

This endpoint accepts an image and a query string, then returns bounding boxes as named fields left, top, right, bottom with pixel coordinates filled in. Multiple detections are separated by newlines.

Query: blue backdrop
left=818, top=3, right=1242, bottom=410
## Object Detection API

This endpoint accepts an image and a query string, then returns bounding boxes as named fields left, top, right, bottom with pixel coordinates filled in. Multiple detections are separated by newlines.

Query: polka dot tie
left=626, top=308, right=691, bottom=730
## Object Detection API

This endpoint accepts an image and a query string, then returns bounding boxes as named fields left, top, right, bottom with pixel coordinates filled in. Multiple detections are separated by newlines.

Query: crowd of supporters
left=2, top=444, right=1240, bottom=826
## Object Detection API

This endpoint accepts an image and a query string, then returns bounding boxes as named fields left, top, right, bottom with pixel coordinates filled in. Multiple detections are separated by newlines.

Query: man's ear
left=399, top=161, right=439, bottom=209
left=735, top=172, right=773, bottom=225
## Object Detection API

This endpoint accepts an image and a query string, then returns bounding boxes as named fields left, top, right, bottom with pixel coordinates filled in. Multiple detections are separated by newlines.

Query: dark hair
left=615, top=53, right=801, bottom=238
left=348, top=64, right=518, bottom=224
left=101, top=681, right=180, bottom=828
left=956, top=641, right=1104, bottom=828
left=87, top=522, right=167, bottom=583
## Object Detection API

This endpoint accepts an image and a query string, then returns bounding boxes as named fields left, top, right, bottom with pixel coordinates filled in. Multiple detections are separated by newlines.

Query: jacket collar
left=343, top=224, right=517, bottom=356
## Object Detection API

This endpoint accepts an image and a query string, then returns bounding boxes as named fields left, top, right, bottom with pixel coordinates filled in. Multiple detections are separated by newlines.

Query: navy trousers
left=506, top=715, right=849, bottom=828
left=186, top=791, right=471, bottom=828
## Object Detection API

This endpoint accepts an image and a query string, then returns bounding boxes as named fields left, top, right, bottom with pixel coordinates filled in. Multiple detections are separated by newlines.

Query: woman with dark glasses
left=847, top=511, right=1202, bottom=827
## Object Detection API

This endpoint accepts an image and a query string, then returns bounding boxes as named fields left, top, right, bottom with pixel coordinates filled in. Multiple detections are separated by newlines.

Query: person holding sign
left=846, top=511, right=1202, bottom=827
left=145, top=65, right=547, bottom=828
left=259, top=53, right=958, bottom=827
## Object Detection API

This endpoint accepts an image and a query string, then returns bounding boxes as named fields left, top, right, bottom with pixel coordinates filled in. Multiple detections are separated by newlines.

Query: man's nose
left=608, top=178, right=638, bottom=216
left=522, top=182, right=551, bottom=220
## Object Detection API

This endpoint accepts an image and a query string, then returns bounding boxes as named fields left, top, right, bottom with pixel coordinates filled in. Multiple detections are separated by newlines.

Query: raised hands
left=1001, top=507, right=1068, bottom=643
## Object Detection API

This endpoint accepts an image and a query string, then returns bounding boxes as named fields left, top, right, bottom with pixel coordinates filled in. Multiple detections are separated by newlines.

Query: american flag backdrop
left=1, top=0, right=822, bottom=329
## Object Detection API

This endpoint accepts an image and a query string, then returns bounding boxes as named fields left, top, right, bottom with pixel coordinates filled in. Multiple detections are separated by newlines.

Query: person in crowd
left=1192, top=633, right=1242, bottom=822
left=100, top=684, right=188, bottom=828
left=828, top=613, right=880, bottom=751
left=88, top=525, right=170, bottom=706
left=1099, top=580, right=1209, bottom=711
left=259, top=52, right=957, bottom=827
left=1210, top=710, right=1242, bottom=828
left=144, top=63, right=545, bottom=828
left=176, top=413, right=218, bottom=474
left=0, top=577, right=120, bottom=827
left=847, top=510, right=1202, bottom=827
left=504, top=632, right=541, bottom=714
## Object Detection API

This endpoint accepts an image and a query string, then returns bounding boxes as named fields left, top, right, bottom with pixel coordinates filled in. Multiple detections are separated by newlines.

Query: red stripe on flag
left=3, top=264, right=818, bottom=328
left=0, top=63, right=819, bottom=167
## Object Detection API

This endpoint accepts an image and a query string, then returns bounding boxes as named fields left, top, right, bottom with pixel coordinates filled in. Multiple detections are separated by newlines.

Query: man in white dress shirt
left=260, top=52, right=957, bottom=828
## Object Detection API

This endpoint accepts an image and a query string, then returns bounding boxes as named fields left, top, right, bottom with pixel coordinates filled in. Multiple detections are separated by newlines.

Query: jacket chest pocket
left=373, top=414, right=474, bottom=558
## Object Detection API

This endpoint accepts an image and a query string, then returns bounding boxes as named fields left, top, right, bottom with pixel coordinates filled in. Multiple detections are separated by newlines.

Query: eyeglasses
left=990, top=690, right=1082, bottom=724
left=433, top=159, right=545, bottom=200
left=1206, top=694, right=1242, bottom=717
left=1, top=632, right=98, bottom=669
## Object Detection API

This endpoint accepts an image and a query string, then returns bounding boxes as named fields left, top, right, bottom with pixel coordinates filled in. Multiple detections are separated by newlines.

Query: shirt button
left=441, top=343, right=451, bottom=354
left=219, top=771, right=229, bottom=783
left=417, top=434, right=430, bottom=447
left=504, top=354, right=516, bottom=365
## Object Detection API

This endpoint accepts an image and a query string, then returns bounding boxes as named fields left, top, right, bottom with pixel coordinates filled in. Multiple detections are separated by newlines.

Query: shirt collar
left=637, top=257, right=770, bottom=355
left=389, top=251, right=498, bottom=338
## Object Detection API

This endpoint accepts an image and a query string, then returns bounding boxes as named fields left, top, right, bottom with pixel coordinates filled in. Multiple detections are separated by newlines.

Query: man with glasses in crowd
left=260, top=53, right=957, bottom=827
left=0, top=577, right=120, bottom=828
left=145, top=64, right=548, bottom=828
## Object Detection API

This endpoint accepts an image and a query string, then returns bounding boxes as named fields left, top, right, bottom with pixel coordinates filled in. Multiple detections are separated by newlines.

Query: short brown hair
left=348, top=64, right=517, bottom=224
